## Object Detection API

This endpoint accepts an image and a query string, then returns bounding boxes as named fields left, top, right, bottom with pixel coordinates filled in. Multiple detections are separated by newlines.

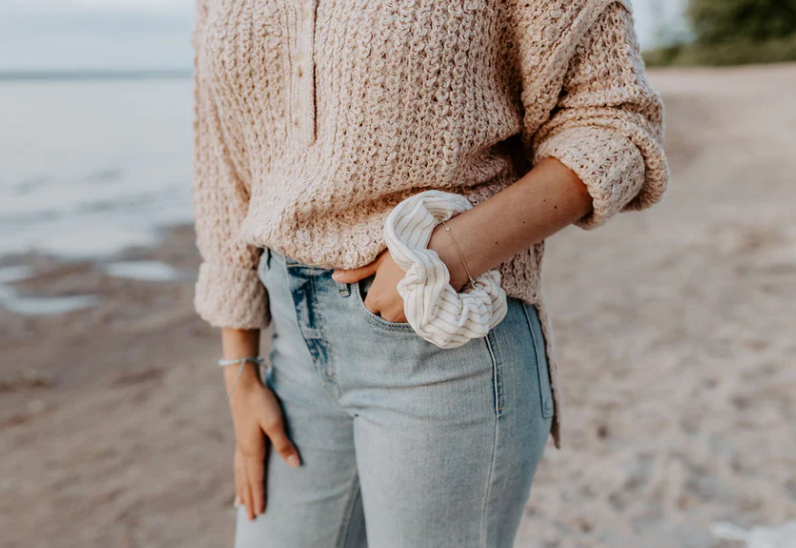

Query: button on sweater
left=191, top=0, right=670, bottom=448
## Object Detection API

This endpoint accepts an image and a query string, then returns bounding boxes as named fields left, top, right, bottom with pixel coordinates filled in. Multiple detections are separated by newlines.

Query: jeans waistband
left=266, top=246, right=331, bottom=269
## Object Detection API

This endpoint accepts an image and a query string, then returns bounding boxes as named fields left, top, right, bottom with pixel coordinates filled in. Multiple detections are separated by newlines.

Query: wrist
left=428, top=224, right=470, bottom=292
left=223, top=360, right=263, bottom=398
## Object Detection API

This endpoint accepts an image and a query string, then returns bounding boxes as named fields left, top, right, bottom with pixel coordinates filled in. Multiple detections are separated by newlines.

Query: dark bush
left=644, top=0, right=796, bottom=66
left=688, top=0, right=796, bottom=44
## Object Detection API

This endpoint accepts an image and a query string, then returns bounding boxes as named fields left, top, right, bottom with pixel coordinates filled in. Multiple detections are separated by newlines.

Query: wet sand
left=2, top=64, right=795, bottom=547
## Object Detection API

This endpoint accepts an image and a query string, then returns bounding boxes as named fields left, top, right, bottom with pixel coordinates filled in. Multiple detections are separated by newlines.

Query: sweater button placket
left=293, top=0, right=317, bottom=145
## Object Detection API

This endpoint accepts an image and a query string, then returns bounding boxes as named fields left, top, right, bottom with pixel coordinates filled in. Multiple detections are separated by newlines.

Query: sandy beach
left=1, top=64, right=795, bottom=547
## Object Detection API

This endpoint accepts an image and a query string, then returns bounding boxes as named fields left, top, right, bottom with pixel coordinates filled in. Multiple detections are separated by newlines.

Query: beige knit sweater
left=191, top=0, right=669, bottom=447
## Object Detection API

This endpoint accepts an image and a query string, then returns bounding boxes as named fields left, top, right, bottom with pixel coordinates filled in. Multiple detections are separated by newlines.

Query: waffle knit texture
left=383, top=190, right=509, bottom=349
left=191, top=0, right=670, bottom=448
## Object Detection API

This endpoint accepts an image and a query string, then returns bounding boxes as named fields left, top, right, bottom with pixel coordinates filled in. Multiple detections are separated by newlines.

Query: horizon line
left=0, top=69, right=193, bottom=82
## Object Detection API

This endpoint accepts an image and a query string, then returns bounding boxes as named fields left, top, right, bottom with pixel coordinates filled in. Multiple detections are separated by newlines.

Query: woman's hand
left=222, top=328, right=301, bottom=521
left=335, top=158, right=593, bottom=310
left=332, top=249, right=409, bottom=322
left=331, top=237, right=469, bottom=322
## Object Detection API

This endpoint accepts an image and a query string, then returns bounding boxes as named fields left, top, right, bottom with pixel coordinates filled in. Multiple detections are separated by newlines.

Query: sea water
left=0, top=77, right=194, bottom=259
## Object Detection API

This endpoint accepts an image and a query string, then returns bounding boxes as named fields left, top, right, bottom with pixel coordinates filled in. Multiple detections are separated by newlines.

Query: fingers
left=234, top=422, right=300, bottom=523
left=234, top=450, right=246, bottom=510
left=378, top=306, right=408, bottom=323
left=262, top=417, right=301, bottom=469
left=246, top=447, right=266, bottom=518
left=235, top=435, right=263, bottom=520
left=229, top=385, right=302, bottom=522
left=235, top=448, right=256, bottom=520
left=370, top=292, right=407, bottom=322
left=363, top=282, right=406, bottom=322
left=331, top=260, right=379, bottom=283
left=245, top=485, right=255, bottom=521
left=242, top=477, right=254, bottom=520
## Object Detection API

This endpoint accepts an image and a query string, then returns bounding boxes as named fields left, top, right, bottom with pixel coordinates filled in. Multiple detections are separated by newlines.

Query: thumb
left=332, top=261, right=378, bottom=283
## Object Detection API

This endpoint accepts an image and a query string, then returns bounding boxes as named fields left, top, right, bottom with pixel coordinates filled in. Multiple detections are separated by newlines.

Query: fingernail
left=331, top=271, right=342, bottom=281
left=234, top=496, right=241, bottom=508
left=287, top=454, right=300, bottom=468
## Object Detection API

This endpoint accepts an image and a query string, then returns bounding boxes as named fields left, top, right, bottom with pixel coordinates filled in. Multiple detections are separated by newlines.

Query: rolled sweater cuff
left=534, top=126, right=646, bottom=230
left=194, top=262, right=271, bottom=329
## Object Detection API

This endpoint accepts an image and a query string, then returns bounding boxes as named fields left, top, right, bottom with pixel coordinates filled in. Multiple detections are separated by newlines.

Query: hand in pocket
left=332, top=249, right=408, bottom=323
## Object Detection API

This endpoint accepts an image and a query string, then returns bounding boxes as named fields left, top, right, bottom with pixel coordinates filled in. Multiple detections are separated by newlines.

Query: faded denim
left=234, top=246, right=553, bottom=548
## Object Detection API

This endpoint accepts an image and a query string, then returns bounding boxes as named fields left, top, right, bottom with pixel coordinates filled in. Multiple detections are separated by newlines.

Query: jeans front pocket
left=521, top=302, right=555, bottom=419
left=354, top=273, right=416, bottom=333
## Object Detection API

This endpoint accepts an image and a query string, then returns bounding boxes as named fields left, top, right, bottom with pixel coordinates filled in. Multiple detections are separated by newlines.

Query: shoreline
left=0, top=224, right=213, bottom=388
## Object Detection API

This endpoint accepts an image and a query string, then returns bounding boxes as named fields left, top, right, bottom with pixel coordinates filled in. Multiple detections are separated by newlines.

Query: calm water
left=0, top=78, right=194, bottom=259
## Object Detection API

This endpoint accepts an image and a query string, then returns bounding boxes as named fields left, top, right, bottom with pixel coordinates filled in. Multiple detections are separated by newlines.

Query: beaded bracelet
left=218, top=356, right=265, bottom=400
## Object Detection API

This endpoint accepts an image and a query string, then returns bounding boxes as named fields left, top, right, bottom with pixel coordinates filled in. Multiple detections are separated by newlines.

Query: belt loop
left=336, top=280, right=351, bottom=297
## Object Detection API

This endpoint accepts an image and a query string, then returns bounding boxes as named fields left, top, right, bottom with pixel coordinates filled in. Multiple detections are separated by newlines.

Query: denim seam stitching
left=334, top=472, right=361, bottom=548
left=309, top=275, right=336, bottom=381
left=281, top=261, right=324, bottom=383
left=479, top=398, right=500, bottom=547
left=479, top=328, right=502, bottom=546
left=484, top=331, right=504, bottom=417
left=522, top=303, right=554, bottom=419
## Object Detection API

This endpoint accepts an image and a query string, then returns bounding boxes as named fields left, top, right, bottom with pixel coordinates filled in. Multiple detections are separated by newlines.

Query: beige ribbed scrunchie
left=383, top=190, right=508, bottom=349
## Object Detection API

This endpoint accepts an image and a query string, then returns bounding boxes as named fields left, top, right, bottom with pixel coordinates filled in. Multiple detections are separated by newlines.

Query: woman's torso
left=197, top=0, right=552, bottom=274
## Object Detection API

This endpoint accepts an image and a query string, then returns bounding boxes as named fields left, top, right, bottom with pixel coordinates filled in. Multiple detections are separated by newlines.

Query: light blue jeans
left=235, top=246, right=554, bottom=548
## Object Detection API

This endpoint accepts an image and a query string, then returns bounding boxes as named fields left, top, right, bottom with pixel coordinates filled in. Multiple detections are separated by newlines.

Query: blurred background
left=1, top=0, right=794, bottom=547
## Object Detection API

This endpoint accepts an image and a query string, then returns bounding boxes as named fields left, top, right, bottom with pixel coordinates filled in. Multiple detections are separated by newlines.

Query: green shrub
left=688, top=0, right=796, bottom=44
left=643, top=33, right=796, bottom=67
left=643, top=0, right=796, bottom=66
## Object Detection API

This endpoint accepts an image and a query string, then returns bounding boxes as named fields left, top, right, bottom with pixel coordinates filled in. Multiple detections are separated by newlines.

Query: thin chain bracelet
left=439, top=220, right=478, bottom=292
left=218, top=356, right=265, bottom=400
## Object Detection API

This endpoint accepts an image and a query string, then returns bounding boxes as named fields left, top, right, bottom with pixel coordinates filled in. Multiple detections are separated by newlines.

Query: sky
left=0, top=0, right=195, bottom=71
left=0, top=0, right=687, bottom=72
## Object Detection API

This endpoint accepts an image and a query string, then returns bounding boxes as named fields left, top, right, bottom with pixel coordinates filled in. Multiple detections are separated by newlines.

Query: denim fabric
left=234, top=246, right=553, bottom=548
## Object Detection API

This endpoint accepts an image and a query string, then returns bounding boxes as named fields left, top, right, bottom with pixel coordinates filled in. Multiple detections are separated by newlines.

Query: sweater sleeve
left=191, top=0, right=270, bottom=329
left=531, top=1, right=669, bottom=230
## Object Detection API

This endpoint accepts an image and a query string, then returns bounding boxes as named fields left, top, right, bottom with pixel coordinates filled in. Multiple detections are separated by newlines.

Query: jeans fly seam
left=335, top=472, right=361, bottom=548
left=311, top=275, right=337, bottom=382
left=522, top=303, right=553, bottom=419
left=479, top=394, right=500, bottom=547
left=484, top=332, right=503, bottom=416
